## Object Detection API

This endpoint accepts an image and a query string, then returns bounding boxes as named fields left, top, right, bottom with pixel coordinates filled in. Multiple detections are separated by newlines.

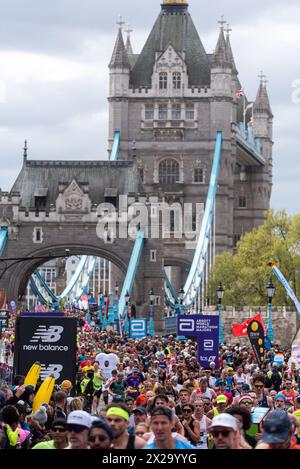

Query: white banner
left=272, top=265, right=300, bottom=315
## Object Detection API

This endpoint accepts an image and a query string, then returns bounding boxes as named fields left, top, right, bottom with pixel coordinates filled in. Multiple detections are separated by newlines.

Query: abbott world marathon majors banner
left=14, top=315, right=77, bottom=385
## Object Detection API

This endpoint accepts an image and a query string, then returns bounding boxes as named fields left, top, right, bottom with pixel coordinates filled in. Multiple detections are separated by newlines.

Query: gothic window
left=239, top=196, right=247, bottom=208
left=172, top=104, right=181, bottom=120
left=139, top=168, right=144, bottom=183
left=145, top=104, right=154, bottom=120
left=173, top=72, right=181, bottom=89
left=158, top=104, right=168, bottom=120
left=170, top=211, right=175, bottom=232
left=159, top=72, right=168, bottom=90
left=194, top=168, right=204, bottom=183
left=186, top=104, right=195, bottom=120
left=234, top=234, right=241, bottom=247
left=159, top=159, right=180, bottom=184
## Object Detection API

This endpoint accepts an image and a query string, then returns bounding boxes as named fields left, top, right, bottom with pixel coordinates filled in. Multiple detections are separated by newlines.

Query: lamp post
left=98, top=292, right=103, bottom=329
left=102, top=293, right=108, bottom=330
left=108, top=292, right=115, bottom=329
left=217, top=283, right=224, bottom=345
left=266, top=279, right=275, bottom=342
left=148, top=288, right=155, bottom=336
left=177, top=287, right=185, bottom=340
left=114, top=282, right=119, bottom=332
left=125, top=291, right=130, bottom=335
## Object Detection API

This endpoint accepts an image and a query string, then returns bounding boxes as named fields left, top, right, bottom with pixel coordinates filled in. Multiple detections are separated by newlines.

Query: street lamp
left=176, top=287, right=185, bottom=340
left=125, top=291, right=130, bottom=335
left=266, top=279, right=275, bottom=342
left=114, top=282, right=119, bottom=331
left=217, top=283, right=225, bottom=345
left=148, top=288, right=155, bottom=336
left=102, top=293, right=108, bottom=330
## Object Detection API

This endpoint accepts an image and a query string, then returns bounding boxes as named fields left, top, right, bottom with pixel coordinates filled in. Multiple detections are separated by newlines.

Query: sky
left=0, top=0, right=299, bottom=214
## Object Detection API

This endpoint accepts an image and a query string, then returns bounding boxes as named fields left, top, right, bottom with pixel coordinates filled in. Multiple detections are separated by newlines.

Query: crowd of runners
left=1, top=321, right=300, bottom=450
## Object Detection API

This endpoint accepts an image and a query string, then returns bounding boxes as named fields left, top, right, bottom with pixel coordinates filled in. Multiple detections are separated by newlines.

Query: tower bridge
left=0, top=0, right=273, bottom=332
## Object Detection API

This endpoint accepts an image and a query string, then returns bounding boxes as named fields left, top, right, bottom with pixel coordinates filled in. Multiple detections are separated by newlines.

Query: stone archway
left=4, top=242, right=143, bottom=307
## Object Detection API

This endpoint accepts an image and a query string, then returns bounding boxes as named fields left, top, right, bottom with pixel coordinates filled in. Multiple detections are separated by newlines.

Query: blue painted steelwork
left=33, top=270, right=57, bottom=302
left=236, top=123, right=264, bottom=165
left=73, top=256, right=97, bottom=301
left=58, top=256, right=88, bottom=299
left=110, top=131, right=121, bottom=161
left=183, top=131, right=223, bottom=307
left=29, top=276, right=48, bottom=306
left=118, top=229, right=144, bottom=328
left=0, top=227, right=8, bottom=256
left=163, top=270, right=178, bottom=303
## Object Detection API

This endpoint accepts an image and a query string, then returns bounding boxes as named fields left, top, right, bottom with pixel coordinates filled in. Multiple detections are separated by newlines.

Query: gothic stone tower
left=108, top=0, right=273, bottom=282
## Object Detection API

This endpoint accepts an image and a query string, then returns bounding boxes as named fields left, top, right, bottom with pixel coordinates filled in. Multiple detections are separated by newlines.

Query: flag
left=247, top=319, right=266, bottom=368
left=244, top=102, right=254, bottom=114
left=268, top=263, right=300, bottom=316
left=1, top=293, right=7, bottom=310
left=232, top=313, right=266, bottom=337
left=235, top=88, right=245, bottom=98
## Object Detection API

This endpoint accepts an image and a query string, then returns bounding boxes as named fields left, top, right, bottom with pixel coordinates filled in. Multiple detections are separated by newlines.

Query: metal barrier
left=164, top=316, right=177, bottom=336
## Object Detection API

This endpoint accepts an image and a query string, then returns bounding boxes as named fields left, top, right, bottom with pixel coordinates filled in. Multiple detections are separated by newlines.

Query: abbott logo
left=204, top=340, right=214, bottom=351
left=132, top=321, right=145, bottom=332
left=179, top=319, right=195, bottom=333
left=40, top=364, right=63, bottom=381
left=30, top=326, right=64, bottom=343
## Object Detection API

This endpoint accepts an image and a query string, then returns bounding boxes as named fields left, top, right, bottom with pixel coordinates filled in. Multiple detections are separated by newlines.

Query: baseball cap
left=274, top=393, right=286, bottom=401
left=241, top=384, right=250, bottom=392
left=67, top=411, right=92, bottom=429
left=51, top=418, right=67, bottom=430
left=239, top=395, right=254, bottom=405
left=132, top=406, right=147, bottom=415
left=133, top=367, right=139, bottom=373
left=262, top=410, right=291, bottom=444
left=210, top=414, right=238, bottom=431
left=216, top=395, right=228, bottom=404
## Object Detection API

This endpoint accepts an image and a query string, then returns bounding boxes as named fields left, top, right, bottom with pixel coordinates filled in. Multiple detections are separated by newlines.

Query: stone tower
left=108, top=0, right=273, bottom=274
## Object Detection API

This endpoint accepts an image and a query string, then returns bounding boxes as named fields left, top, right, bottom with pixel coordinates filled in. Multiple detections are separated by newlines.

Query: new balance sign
left=14, top=316, right=76, bottom=385
left=30, top=326, right=64, bottom=343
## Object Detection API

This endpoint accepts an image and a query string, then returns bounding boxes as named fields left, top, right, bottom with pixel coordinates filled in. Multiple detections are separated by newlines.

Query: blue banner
left=130, top=319, right=147, bottom=339
left=177, top=315, right=219, bottom=369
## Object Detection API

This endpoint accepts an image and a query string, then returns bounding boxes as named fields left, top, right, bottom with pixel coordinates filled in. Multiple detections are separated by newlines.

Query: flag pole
left=243, top=94, right=246, bottom=135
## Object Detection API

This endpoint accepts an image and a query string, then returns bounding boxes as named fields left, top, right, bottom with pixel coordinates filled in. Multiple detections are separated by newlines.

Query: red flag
left=2, top=293, right=7, bottom=310
left=232, top=313, right=265, bottom=337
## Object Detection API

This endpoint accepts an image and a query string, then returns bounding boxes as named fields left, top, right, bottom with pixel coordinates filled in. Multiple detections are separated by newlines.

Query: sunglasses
left=52, top=427, right=67, bottom=433
left=67, top=424, right=87, bottom=433
left=182, top=409, right=192, bottom=413
left=88, top=435, right=109, bottom=443
left=211, top=429, right=232, bottom=438
left=254, top=384, right=264, bottom=389
left=240, top=400, right=253, bottom=405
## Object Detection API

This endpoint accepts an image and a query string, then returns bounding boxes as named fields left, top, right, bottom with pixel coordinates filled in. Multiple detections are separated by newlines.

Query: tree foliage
left=209, top=210, right=300, bottom=307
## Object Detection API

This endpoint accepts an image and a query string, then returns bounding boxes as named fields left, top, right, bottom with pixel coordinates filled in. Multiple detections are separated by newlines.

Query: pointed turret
left=254, top=74, right=273, bottom=117
left=109, top=24, right=131, bottom=70
left=212, top=18, right=230, bottom=68
left=23, top=140, right=28, bottom=164
left=125, top=24, right=134, bottom=56
left=225, top=24, right=237, bottom=75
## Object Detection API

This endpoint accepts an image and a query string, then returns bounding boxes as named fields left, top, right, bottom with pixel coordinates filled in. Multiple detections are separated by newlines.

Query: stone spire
left=23, top=139, right=27, bottom=163
left=125, top=23, right=134, bottom=56
left=254, top=72, right=273, bottom=117
left=225, top=23, right=237, bottom=74
left=109, top=17, right=131, bottom=69
left=212, top=17, right=231, bottom=68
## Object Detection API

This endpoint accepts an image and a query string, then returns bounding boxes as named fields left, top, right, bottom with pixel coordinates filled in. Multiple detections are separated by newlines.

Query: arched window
left=159, top=72, right=168, bottom=89
left=159, top=159, right=180, bottom=184
left=173, top=72, right=181, bottom=89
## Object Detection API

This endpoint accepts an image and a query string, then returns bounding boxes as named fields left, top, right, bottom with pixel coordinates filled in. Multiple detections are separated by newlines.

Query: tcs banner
left=14, top=316, right=77, bottom=385
left=177, top=315, right=219, bottom=369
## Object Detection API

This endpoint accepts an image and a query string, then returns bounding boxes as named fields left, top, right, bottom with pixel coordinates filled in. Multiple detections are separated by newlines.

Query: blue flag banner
left=269, top=263, right=300, bottom=316
left=177, top=315, right=219, bottom=369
